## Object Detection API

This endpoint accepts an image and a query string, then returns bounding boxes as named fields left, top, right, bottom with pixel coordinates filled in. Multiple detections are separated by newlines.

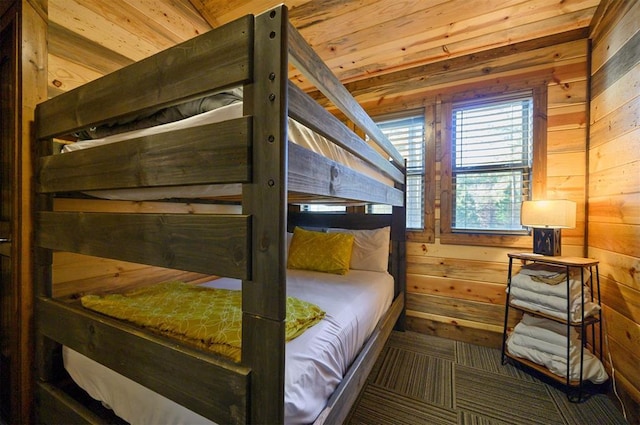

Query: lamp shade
left=521, top=200, right=576, bottom=229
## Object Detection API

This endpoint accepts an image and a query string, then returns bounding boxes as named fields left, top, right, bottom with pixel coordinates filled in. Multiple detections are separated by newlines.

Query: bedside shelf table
left=500, top=253, right=604, bottom=401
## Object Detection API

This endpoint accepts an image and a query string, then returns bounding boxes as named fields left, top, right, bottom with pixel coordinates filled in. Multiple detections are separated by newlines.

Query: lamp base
left=533, top=228, right=562, bottom=256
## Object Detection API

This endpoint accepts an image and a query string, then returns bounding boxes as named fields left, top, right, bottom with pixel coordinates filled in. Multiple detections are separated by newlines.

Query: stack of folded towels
left=506, top=314, right=608, bottom=383
left=509, top=263, right=600, bottom=322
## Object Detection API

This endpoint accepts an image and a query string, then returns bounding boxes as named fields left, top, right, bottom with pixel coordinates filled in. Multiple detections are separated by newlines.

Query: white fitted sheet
left=63, top=268, right=394, bottom=424
left=62, top=102, right=391, bottom=200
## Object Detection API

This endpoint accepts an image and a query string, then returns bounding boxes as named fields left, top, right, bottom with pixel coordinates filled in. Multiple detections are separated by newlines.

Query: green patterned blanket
left=81, top=281, right=325, bottom=362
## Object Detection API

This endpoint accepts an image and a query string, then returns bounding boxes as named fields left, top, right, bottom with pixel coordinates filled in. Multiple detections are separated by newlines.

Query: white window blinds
left=452, top=94, right=533, bottom=232
left=370, top=113, right=425, bottom=229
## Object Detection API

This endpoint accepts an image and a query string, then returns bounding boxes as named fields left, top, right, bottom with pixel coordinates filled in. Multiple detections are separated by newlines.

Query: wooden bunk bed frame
left=34, top=5, right=406, bottom=424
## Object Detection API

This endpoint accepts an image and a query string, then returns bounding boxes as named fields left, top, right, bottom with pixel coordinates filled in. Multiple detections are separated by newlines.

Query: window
left=451, top=93, right=533, bottom=233
left=369, top=113, right=425, bottom=230
left=301, top=204, right=345, bottom=213
left=440, top=89, right=546, bottom=245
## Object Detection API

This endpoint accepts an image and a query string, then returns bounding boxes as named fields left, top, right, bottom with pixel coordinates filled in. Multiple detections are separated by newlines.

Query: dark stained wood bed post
left=242, top=5, right=289, bottom=424
left=392, top=161, right=408, bottom=331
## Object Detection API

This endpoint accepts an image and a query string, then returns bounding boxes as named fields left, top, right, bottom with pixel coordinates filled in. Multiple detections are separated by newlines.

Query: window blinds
left=452, top=95, right=533, bottom=232
left=371, top=114, right=425, bottom=229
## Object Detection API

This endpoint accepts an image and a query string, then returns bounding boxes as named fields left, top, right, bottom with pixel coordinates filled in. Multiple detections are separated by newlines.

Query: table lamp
left=521, top=200, right=576, bottom=256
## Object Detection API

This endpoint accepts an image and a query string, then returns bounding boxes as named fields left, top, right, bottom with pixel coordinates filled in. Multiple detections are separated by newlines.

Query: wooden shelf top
left=508, top=253, right=599, bottom=267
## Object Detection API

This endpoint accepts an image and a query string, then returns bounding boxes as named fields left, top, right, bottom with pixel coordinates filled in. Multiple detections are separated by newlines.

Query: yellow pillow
left=287, top=227, right=354, bottom=275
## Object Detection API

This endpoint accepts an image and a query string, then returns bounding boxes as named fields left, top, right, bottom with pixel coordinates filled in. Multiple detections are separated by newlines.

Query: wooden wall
left=341, top=6, right=640, bottom=417
left=404, top=41, right=590, bottom=346
left=588, top=0, right=640, bottom=422
left=335, top=33, right=591, bottom=348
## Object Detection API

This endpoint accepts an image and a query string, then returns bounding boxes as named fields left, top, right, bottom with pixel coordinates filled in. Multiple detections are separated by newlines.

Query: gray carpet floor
left=346, top=331, right=629, bottom=425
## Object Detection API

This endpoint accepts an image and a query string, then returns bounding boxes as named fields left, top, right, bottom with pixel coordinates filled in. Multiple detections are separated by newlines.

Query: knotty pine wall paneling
left=588, top=0, right=640, bottom=421
left=351, top=36, right=590, bottom=349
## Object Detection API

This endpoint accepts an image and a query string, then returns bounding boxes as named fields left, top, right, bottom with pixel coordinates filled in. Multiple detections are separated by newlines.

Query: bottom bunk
left=35, top=213, right=405, bottom=425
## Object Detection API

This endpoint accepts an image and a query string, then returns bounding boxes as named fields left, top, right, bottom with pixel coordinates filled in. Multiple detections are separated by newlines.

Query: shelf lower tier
left=503, top=349, right=581, bottom=386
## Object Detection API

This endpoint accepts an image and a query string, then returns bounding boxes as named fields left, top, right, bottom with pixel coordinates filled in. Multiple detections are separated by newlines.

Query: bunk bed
left=34, top=5, right=406, bottom=425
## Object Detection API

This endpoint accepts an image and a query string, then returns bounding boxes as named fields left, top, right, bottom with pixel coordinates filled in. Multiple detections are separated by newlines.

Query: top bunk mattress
left=62, top=268, right=394, bottom=424
left=61, top=101, right=392, bottom=201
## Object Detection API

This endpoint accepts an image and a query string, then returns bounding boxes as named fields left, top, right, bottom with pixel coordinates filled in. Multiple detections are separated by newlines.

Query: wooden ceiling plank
left=125, top=0, right=212, bottom=41
left=290, top=3, right=597, bottom=88
left=78, top=0, right=188, bottom=50
left=48, top=21, right=134, bottom=76
left=298, top=0, right=536, bottom=63
left=337, top=8, right=595, bottom=84
left=312, top=35, right=588, bottom=108
left=47, top=54, right=105, bottom=93
left=188, top=0, right=221, bottom=27
left=292, top=0, right=595, bottom=68
left=289, top=0, right=387, bottom=30
left=47, top=0, right=603, bottom=109
left=290, top=0, right=447, bottom=47
left=194, top=0, right=310, bottom=28
left=49, top=0, right=160, bottom=61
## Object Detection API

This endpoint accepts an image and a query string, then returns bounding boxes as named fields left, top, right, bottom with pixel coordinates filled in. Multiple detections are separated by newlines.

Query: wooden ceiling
left=47, top=0, right=602, bottom=98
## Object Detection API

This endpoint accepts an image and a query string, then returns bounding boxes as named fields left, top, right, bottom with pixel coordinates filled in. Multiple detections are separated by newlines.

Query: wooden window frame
left=440, top=85, right=547, bottom=247
left=362, top=101, right=437, bottom=244
left=369, top=110, right=427, bottom=231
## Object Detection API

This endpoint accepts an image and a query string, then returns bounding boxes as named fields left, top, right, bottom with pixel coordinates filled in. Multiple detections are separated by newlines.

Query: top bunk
left=35, top=6, right=405, bottom=207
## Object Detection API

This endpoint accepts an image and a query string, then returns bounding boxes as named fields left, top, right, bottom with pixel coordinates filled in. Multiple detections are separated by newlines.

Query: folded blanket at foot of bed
left=81, top=281, right=325, bottom=362
left=506, top=314, right=608, bottom=384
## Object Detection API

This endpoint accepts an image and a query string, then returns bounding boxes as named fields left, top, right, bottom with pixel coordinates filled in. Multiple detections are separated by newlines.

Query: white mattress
left=63, top=268, right=394, bottom=424
left=62, top=102, right=390, bottom=200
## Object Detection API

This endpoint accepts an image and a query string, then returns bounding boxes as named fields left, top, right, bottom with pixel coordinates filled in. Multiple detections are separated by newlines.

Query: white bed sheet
left=62, top=102, right=391, bottom=200
left=63, top=268, right=394, bottom=424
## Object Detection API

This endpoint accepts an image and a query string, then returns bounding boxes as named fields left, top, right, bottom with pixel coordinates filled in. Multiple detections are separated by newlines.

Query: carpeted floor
left=346, top=331, right=629, bottom=425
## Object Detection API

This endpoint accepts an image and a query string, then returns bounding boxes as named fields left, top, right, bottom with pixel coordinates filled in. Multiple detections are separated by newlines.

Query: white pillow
left=327, top=227, right=390, bottom=272
left=286, top=232, right=293, bottom=259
